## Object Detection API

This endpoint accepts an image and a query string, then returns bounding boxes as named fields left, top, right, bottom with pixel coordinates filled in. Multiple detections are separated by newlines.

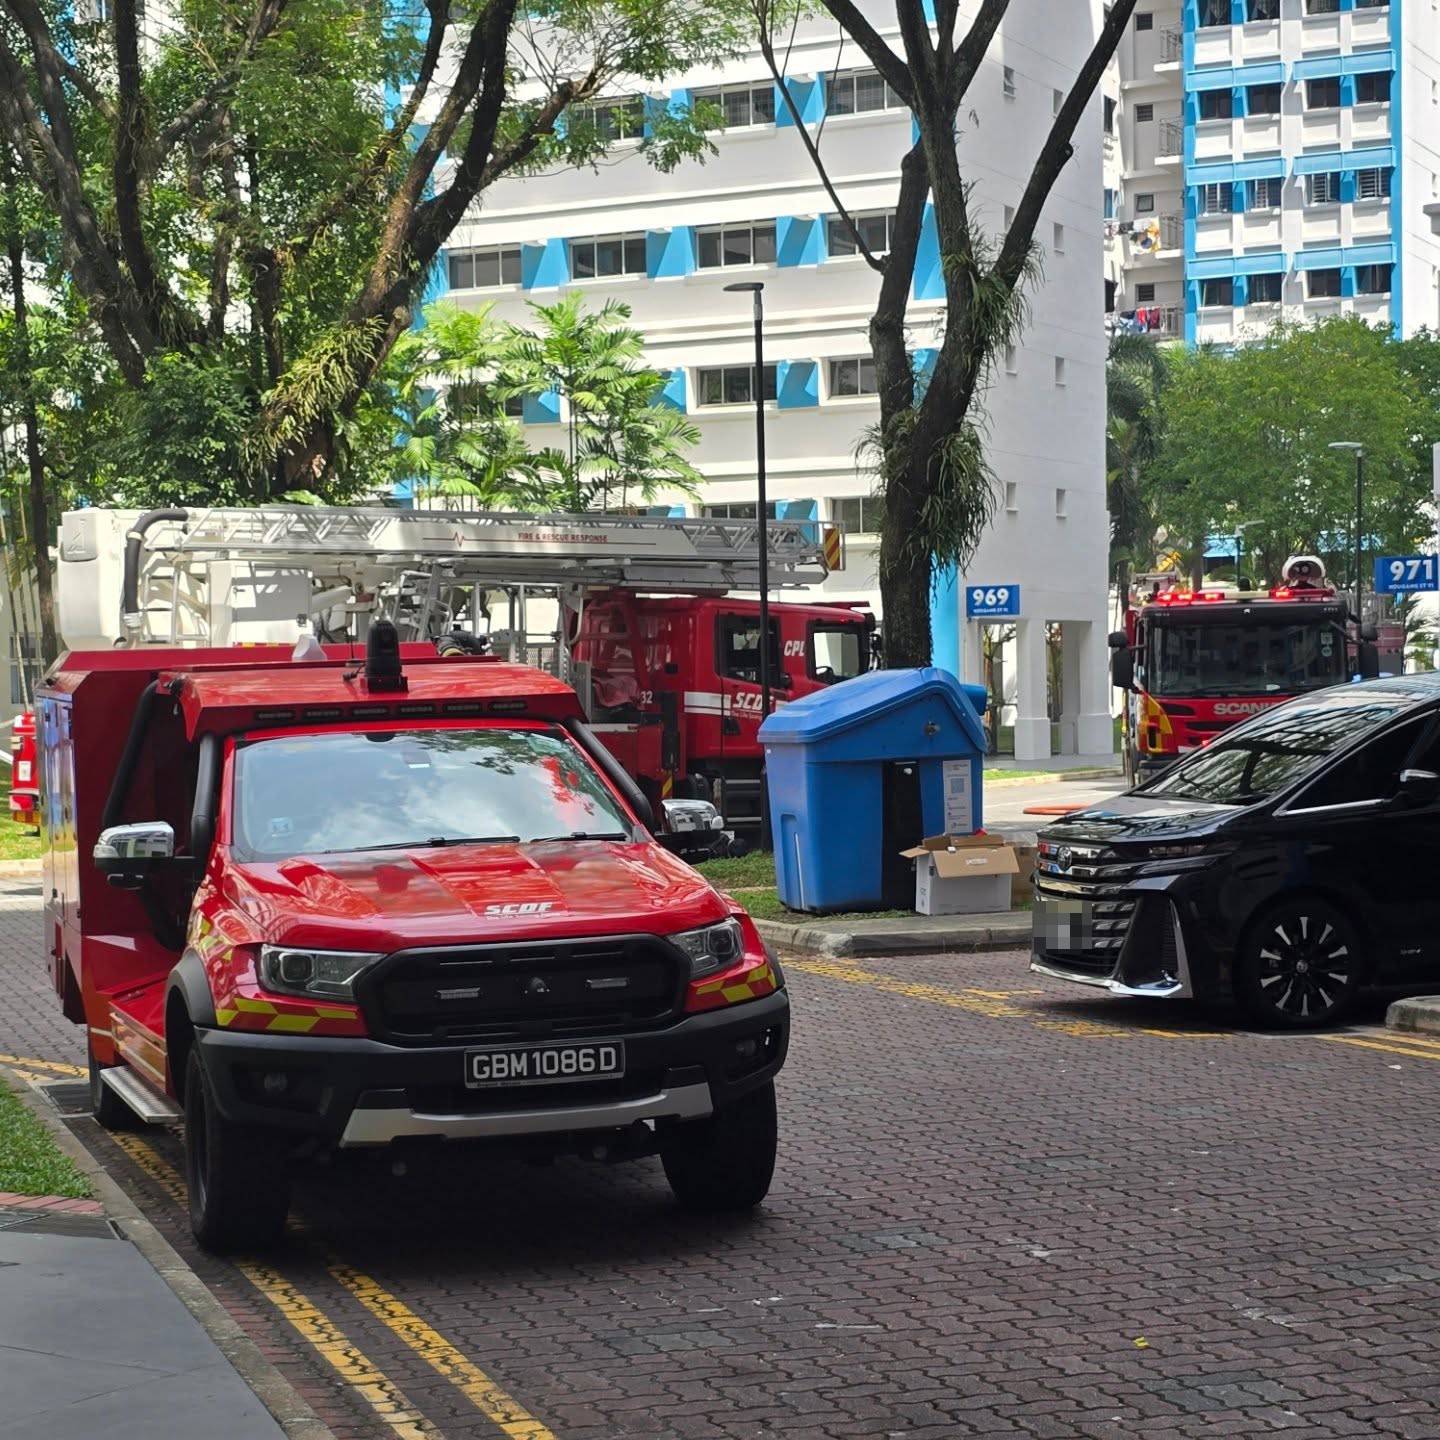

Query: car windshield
left=1137, top=695, right=1412, bottom=807
left=1148, top=618, right=1346, bottom=697
left=232, top=728, right=632, bottom=859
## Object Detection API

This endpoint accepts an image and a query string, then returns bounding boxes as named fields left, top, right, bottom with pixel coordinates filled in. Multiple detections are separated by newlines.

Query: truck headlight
left=669, top=919, right=745, bottom=978
left=259, top=945, right=384, bottom=1000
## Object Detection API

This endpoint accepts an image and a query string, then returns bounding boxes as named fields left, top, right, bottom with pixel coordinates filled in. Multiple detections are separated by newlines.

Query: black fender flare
left=166, top=948, right=217, bottom=1030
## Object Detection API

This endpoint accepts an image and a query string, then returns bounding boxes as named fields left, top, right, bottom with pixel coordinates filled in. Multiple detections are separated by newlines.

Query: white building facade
left=1106, top=0, right=1439, bottom=345
left=431, top=2, right=1114, bottom=760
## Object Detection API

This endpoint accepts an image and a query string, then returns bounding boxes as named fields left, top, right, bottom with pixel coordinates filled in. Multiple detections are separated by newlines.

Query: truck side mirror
left=1107, top=630, right=1128, bottom=649
left=94, top=821, right=174, bottom=887
left=1357, top=641, right=1380, bottom=680
left=1360, top=622, right=1378, bottom=643
left=1110, top=648, right=1135, bottom=691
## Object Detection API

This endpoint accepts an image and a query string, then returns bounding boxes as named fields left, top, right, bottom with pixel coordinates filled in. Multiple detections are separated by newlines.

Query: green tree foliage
left=1150, top=319, right=1435, bottom=590
left=1105, top=334, right=1165, bottom=604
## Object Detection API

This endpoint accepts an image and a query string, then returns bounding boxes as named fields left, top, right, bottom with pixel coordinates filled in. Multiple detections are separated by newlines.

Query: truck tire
left=661, top=1080, right=777, bottom=1212
left=88, top=1043, right=135, bottom=1130
left=184, top=1048, right=290, bottom=1252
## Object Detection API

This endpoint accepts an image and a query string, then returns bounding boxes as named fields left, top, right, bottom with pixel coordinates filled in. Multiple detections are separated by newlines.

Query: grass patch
left=0, top=771, right=42, bottom=863
left=694, top=851, right=776, bottom=889
left=0, top=1079, right=91, bottom=1199
left=730, top=887, right=911, bottom=923
left=983, top=768, right=1052, bottom=782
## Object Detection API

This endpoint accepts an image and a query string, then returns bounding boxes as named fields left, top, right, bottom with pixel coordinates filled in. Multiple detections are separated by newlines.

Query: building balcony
left=1157, top=120, right=1184, bottom=164
left=1108, top=305, right=1182, bottom=341
left=1156, top=28, right=1183, bottom=69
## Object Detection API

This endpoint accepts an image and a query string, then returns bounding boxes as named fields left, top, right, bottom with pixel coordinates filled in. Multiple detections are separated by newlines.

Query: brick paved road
left=5, top=882, right=1440, bottom=1439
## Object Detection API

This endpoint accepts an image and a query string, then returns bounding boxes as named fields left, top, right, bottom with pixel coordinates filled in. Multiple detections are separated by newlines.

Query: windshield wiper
left=326, top=835, right=521, bottom=854
left=530, top=830, right=631, bottom=842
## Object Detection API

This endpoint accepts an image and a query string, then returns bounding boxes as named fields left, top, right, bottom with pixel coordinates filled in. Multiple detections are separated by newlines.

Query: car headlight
left=669, top=918, right=746, bottom=978
left=1135, top=842, right=1235, bottom=876
left=258, top=945, right=384, bottom=1000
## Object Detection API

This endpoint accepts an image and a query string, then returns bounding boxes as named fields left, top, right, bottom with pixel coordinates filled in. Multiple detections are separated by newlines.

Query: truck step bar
left=100, top=1065, right=183, bottom=1124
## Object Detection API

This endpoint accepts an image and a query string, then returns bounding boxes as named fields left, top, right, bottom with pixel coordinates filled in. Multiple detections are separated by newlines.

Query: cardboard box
left=899, top=834, right=1020, bottom=916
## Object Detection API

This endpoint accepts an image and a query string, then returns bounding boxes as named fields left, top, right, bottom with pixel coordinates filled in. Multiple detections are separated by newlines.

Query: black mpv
left=1032, top=675, right=1440, bottom=1028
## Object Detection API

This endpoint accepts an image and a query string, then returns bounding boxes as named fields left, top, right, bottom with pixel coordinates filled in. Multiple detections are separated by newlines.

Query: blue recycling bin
left=759, top=667, right=989, bottom=914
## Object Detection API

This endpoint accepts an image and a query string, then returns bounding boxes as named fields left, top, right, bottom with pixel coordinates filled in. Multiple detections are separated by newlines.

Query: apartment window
left=1135, top=192, right=1156, bottom=214
left=1198, top=89, right=1234, bottom=121
left=1356, top=263, right=1393, bottom=295
left=1135, top=102, right=1154, bottom=122
left=1249, top=272, right=1283, bottom=303
left=828, top=211, right=895, bottom=258
left=1137, top=282, right=1156, bottom=303
left=503, top=394, right=526, bottom=418
left=1249, top=176, right=1283, bottom=209
left=1354, top=0, right=1389, bottom=6
left=1306, top=0, right=1340, bottom=12
left=1004, top=482, right=1019, bottom=514
left=1002, top=66, right=1017, bottom=99
left=1248, top=83, right=1282, bottom=115
left=692, top=83, right=776, bottom=129
left=705, top=501, right=777, bottom=521
left=1004, top=204, right=1016, bottom=229
left=1055, top=487, right=1068, bottom=519
left=697, top=364, right=778, bottom=406
left=1307, top=268, right=1342, bottom=298
left=829, top=356, right=878, bottom=397
left=1054, top=356, right=1067, bottom=386
left=447, top=245, right=522, bottom=290
left=1136, top=11, right=1154, bottom=28
left=1305, top=172, right=1341, bottom=205
left=697, top=222, right=777, bottom=269
left=1355, top=72, right=1391, bottom=105
left=1200, top=277, right=1234, bottom=307
left=1053, top=222, right=1065, bottom=253
left=1053, top=88, right=1064, bottom=117
left=1357, top=167, right=1392, bottom=201
left=1306, top=77, right=1341, bottom=109
left=1104, top=187, right=1116, bottom=219
left=570, top=233, right=647, bottom=279
left=1198, top=0, right=1229, bottom=25
left=1198, top=182, right=1234, bottom=214
left=826, top=67, right=904, bottom=115
left=1104, top=96, right=1116, bottom=133
left=831, top=496, right=883, bottom=535
left=1248, top=0, right=1280, bottom=18
left=570, top=96, right=645, bottom=141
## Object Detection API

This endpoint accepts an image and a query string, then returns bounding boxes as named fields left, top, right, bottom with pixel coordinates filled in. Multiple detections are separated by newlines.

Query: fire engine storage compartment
left=759, top=667, right=988, bottom=914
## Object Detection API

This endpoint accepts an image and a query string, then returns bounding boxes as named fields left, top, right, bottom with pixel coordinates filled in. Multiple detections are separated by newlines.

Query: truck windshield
left=810, top=625, right=868, bottom=684
left=1137, top=696, right=1410, bottom=807
left=1148, top=619, right=1345, bottom=697
left=232, top=729, right=632, bottom=860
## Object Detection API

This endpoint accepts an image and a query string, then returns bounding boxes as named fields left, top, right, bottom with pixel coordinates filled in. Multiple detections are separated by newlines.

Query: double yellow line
left=0, top=1053, right=86, bottom=1084
left=1322, top=1028, right=1440, bottom=1063
left=110, top=1134, right=554, bottom=1440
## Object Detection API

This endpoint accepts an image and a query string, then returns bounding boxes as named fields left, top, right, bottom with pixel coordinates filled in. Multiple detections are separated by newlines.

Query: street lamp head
left=723, top=281, right=765, bottom=294
left=1328, top=441, right=1364, bottom=454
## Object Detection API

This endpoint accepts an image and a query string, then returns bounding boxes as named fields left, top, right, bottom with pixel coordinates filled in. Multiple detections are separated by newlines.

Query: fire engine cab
left=1109, top=556, right=1380, bottom=781
left=41, top=626, right=789, bottom=1250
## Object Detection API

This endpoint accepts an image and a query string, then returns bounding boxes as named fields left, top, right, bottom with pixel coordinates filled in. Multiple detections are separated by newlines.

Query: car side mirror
left=1110, top=648, right=1135, bottom=691
left=1399, top=769, right=1440, bottom=806
left=94, top=821, right=174, bottom=887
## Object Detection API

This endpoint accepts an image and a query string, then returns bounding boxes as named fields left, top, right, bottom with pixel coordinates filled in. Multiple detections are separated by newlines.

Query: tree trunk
left=877, top=463, right=933, bottom=668
left=4, top=227, right=58, bottom=666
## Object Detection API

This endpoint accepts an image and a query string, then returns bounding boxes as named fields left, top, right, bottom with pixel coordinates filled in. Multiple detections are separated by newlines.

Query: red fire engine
left=1110, top=555, right=1380, bottom=781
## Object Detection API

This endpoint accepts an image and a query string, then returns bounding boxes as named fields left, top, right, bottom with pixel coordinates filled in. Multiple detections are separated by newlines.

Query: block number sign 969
left=966, top=584, right=1020, bottom=618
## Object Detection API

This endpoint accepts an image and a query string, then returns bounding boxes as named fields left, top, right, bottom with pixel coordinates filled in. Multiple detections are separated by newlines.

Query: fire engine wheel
left=183, top=1049, right=291, bottom=1252
left=88, top=1044, right=136, bottom=1130
left=660, top=1079, right=777, bottom=1212
left=1234, top=897, right=1361, bottom=1030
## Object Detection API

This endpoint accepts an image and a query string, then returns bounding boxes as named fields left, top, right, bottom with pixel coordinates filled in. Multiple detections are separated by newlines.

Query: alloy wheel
left=1255, top=911, right=1353, bottom=1022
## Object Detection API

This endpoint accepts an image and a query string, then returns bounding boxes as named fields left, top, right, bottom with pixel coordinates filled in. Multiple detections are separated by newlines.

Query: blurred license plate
left=464, top=1042, right=625, bottom=1088
left=1033, top=898, right=1092, bottom=950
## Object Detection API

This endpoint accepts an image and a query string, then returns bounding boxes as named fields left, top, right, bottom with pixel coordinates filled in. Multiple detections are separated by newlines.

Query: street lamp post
left=1329, top=441, right=1366, bottom=621
left=1233, top=520, right=1261, bottom=590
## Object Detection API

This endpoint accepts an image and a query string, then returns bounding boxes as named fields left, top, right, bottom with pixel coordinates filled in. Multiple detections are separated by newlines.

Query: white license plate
left=463, top=1042, right=625, bottom=1089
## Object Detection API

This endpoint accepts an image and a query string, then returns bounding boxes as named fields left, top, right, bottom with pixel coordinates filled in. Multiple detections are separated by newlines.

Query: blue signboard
left=1374, top=555, right=1439, bottom=595
left=966, top=583, right=1021, bottom=619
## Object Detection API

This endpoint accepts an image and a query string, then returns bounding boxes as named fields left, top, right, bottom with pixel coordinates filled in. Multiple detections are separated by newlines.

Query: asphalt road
left=984, top=777, right=1128, bottom=830
left=4, top=882, right=1440, bottom=1438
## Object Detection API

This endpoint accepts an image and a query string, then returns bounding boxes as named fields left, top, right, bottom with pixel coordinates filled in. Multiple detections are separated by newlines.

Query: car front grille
left=1033, top=844, right=1139, bottom=977
left=360, top=935, right=684, bottom=1045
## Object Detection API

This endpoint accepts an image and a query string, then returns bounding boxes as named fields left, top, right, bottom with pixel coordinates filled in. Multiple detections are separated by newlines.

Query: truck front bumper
left=193, top=990, right=788, bottom=1147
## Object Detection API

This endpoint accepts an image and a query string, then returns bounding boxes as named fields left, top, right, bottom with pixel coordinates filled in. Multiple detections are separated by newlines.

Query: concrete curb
left=755, top=915, right=1030, bottom=958
left=1385, top=995, right=1440, bottom=1036
left=4, top=1072, right=334, bottom=1440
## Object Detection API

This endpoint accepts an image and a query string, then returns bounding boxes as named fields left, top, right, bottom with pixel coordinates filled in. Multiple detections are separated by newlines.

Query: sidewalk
left=756, top=909, right=1029, bottom=958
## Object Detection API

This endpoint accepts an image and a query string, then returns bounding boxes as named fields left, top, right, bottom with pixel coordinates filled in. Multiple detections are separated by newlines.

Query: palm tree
left=1105, top=334, right=1166, bottom=611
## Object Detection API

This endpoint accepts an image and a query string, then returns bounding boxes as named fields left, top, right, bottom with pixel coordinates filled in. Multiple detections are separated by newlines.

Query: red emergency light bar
left=1151, top=589, right=1227, bottom=606
left=1268, top=585, right=1335, bottom=601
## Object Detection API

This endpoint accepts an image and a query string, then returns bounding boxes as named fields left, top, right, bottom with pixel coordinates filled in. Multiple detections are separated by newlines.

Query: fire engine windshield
left=231, top=729, right=632, bottom=860
left=1148, top=618, right=1346, bottom=697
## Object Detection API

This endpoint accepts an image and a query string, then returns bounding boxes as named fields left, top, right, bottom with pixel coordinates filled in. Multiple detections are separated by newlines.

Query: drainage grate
left=42, top=1080, right=91, bottom=1117
left=0, top=1208, right=115, bottom=1240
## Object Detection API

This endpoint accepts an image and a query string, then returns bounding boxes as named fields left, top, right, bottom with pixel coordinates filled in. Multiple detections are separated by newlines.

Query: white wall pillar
left=1073, top=616, right=1116, bottom=756
left=1059, top=622, right=1083, bottom=755
left=962, top=621, right=985, bottom=688
left=1012, top=618, right=1051, bottom=761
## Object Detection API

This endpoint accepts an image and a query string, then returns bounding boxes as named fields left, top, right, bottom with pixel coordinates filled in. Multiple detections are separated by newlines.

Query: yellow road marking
left=109, top=1137, right=436, bottom=1437
left=0, top=1053, right=85, bottom=1076
left=1349, top=1028, right=1440, bottom=1053
left=2, top=1065, right=56, bottom=1085
left=328, top=1261, right=557, bottom=1440
left=787, top=957, right=1226, bottom=1040
left=1323, top=1035, right=1440, bottom=1062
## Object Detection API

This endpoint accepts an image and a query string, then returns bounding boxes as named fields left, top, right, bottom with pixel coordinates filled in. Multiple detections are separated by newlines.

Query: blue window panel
left=776, top=360, right=819, bottom=409
left=922, top=0, right=936, bottom=20
left=779, top=499, right=817, bottom=521
left=913, top=203, right=944, bottom=301
left=930, top=563, right=962, bottom=678
left=1103, top=188, right=1116, bottom=220
left=1231, top=181, right=1247, bottom=214
left=1234, top=250, right=1285, bottom=275
left=1293, top=56, right=1346, bottom=81
left=1346, top=241, right=1397, bottom=266
left=1232, top=274, right=1249, bottom=307
left=1187, top=160, right=1236, bottom=184
left=776, top=215, right=824, bottom=267
left=1188, top=256, right=1237, bottom=280
left=646, top=227, right=696, bottom=279
left=1340, top=170, right=1358, bottom=203
left=1341, top=267, right=1357, bottom=298
left=1292, top=145, right=1396, bottom=175
left=777, top=76, right=825, bottom=126
left=521, top=238, right=569, bottom=289
left=1188, top=66, right=1236, bottom=92
left=1233, top=156, right=1286, bottom=182
left=644, top=87, right=690, bottom=138
left=1291, top=150, right=1341, bottom=175
left=1293, top=248, right=1344, bottom=272
left=523, top=390, right=561, bottom=424
left=656, top=369, right=687, bottom=412
left=913, top=347, right=938, bottom=402
left=1344, top=48, right=1397, bottom=76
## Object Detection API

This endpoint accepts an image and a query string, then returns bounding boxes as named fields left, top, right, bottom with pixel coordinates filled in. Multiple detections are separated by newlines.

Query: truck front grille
left=360, top=936, right=684, bottom=1045
left=1033, top=847, right=1139, bottom=977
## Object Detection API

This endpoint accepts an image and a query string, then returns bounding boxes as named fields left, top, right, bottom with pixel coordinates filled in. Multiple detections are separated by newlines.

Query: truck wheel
left=184, top=1049, right=290, bottom=1252
left=1234, top=897, right=1360, bottom=1030
left=88, top=1043, right=135, bottom=1130
left=661, top=1080, right=777, bottom=1212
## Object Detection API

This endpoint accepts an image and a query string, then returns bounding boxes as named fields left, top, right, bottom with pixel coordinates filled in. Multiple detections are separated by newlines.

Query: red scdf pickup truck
left=40, top=626, right=788, bottom=1250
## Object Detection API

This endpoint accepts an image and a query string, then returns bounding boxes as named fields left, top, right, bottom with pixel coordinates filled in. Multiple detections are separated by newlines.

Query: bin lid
left=759, top=667, right=987, bottom=752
